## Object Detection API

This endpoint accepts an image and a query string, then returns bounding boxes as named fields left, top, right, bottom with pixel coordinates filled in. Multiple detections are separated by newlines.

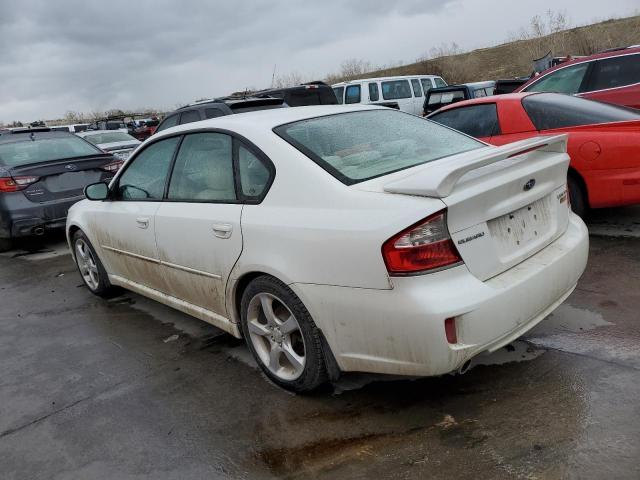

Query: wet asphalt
left=1, top=208, right=639, bottom=479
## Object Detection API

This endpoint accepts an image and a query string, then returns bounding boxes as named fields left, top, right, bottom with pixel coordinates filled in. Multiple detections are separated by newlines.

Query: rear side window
left=345, top=85, right=361, bottom=104
left=524, top=63, right=589, bottom=94
left=179, top=110, right=201, bottom=125
left=411, top=79, right=423, bottom=97
left=157, top=114, right=179, bottom=132
left=117, top=137, right=179, bottom=200
left=332, top=87, right=344, bottom=104
left=168, top=133, right=236, bottom=202
left=238, top=145, right=271, bottom=199
left=522, top=93, right=640, bottom=130
left=430, top=104, right=501, bottom=138
left=205, top=108, right=225, bottom=119
left=368, top=83, right=379, bottom=101
left=588, top=54, right=640, bottom=91
left=381, top=80, right=412, bottom=100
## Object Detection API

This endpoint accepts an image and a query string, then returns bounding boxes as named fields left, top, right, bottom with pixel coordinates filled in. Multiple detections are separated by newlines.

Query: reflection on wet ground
left=1, top=235, right=640, bottom=479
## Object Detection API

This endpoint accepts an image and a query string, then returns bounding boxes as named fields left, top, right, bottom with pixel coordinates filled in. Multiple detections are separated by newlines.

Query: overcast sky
left=0, top=0, right=636, bottom=122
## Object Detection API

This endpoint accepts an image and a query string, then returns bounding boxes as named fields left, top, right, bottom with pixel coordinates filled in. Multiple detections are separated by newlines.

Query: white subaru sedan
left=66, top=105, right=588, bottom=392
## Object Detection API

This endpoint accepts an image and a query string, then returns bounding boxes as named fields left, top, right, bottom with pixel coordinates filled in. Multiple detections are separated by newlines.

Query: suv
left=423, top=81, right=496, bottom=116
left=332, top=75, right=447, bottom=115
left=155, top=97, right=285, bottom=134
left=517, top=46, right=640, bottom=109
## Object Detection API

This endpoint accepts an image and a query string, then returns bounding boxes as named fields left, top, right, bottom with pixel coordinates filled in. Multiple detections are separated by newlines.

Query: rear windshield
left=522, top=93, right=640, bottom=130
left=428, top=89, right=467, bottom=106
left=274, top=109, right=483, bottom=185
left=0, top=136, right=102, bottom=167
left=83, top=132, right=137, bottom=145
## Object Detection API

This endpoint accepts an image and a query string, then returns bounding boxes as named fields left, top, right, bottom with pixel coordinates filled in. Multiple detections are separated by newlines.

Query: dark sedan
left=0, top=128, right=120, bottom=251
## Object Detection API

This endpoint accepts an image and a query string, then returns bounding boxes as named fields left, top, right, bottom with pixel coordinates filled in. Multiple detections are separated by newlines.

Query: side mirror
left=84, top=182, right=110, bottom=201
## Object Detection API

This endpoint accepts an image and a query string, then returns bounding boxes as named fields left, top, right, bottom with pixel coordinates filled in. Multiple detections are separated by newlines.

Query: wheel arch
left=568, top=166, right=589, bottom=207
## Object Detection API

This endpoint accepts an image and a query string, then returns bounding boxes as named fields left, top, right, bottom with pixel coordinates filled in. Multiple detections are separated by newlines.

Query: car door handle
left=212, top=223, right=233, bottom=239
left=136, top=217, right=150, bottom=229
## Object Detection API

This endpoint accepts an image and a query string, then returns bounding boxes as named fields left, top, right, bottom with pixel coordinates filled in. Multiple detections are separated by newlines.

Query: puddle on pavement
left=527, top=303, right=612, bottom=338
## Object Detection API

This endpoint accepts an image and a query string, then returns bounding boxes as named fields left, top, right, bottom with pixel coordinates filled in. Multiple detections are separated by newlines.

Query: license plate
left=489, top=196, right=553, bottom=251
left=45, top=171, right=101, bottom=192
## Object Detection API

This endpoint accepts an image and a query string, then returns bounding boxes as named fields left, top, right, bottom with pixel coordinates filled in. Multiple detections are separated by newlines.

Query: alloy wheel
left=75, top=238, right=100, bottom=290
left=246, top=292, right=306, bottom=381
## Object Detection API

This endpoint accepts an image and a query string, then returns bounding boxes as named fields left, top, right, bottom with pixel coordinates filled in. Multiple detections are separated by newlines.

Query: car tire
left=0, top=237, right=12, bottom=253
left=72, top=230, right=118, bottom=298
left=568, top=175, right=588, bottom=219
left=240, top=275, right=328, bottom=393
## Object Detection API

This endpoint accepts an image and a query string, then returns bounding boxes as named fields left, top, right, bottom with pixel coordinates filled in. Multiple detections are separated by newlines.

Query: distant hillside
left=331, top=15, right=640, bottom=85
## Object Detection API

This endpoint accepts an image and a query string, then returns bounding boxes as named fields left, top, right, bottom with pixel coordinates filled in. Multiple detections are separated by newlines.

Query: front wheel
left=72, top=230, right=117, bottom=297
left=240, top=276, right=328, bottom=393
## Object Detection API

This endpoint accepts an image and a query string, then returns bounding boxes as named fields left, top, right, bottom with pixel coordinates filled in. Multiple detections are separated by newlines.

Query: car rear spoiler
left=383, top=134, right=568, bottom=198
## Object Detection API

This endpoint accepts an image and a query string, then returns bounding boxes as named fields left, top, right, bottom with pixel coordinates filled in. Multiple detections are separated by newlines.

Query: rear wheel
left=240, top=276, right=328, bottom=393
left=72, top=230, right=117, bottom=297
left=568, top=175, right=588, bottom=219
left=0, top=237, right=12, bottom=253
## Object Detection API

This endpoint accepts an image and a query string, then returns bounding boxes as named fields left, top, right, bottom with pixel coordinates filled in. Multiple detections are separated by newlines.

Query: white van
left=332, top=75, right=447, bottom=115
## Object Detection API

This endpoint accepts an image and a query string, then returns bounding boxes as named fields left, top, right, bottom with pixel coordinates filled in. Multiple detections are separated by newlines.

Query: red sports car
left=428, top=92, right=640, bottom=217
left=516, top=46, right=640, bottom=110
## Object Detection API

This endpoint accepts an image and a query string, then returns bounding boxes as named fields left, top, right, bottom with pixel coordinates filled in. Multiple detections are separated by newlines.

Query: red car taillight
left=382, top=210, right=462, bottom=275
left=100, top=160, right=124, bottom=173
left=0, top=175, right=39, bottom=193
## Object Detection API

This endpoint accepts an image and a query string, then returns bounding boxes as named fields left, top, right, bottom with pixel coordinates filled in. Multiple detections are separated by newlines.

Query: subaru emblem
left=523, top=178, right=536, bottom=191
left=65, top=164, right=77, bottom=171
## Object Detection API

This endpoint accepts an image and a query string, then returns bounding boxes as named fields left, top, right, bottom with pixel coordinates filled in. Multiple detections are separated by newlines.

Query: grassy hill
left=332, top=15, right=640, bottom=84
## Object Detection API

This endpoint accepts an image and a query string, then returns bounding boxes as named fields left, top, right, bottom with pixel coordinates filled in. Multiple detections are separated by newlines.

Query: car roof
left=332, top=75, right=441, bottom=86
left=429, top=81, right=495, bottom=93
left=77, top=129, right=130, bottom=137
left=153, top=105, right=385, bottom=138
left=518, top=46, right=640, bottom=91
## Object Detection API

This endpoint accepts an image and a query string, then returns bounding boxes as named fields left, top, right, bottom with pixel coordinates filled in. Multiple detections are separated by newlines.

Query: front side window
left=368, top=83, right=379, bottom=101
left=411, top=79, right=423, bottom=97
left=332, top=87, right=344, bottom=104
left=179, top=110, right=201, bottom=125
left=522, top=93, right=640, bottom=130
left=524, top=62, right=589, bottom=94
left=434, top=77, right=447, bottom=88
left=430, top=104, right=501, bottom=138
left=0, top=135, right=102, bottom=167
left=117, top=137, right=179, bottom=200
left=474, top=88, right=487, bottom=98
left=345, top=85, right=361, bottom=104
left=381, top=80, right=412, bottom=100
left=275, top=110, right=483, bottom=185
left=157, top=114, right=179, bottom=133
left=239, top=145, right=271, bottom=199
left=588, top=54, right=640, bottom=91
left=168, top=133, right=236, bottom=202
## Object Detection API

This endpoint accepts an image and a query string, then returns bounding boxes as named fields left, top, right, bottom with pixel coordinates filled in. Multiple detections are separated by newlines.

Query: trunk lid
left=383, top=135, right=571, bottom=280
left=9, top=154, right=114, bottom=203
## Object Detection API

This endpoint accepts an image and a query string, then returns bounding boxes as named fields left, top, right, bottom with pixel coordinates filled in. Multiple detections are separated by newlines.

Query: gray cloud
left=0, top=0, right=636, bottom=122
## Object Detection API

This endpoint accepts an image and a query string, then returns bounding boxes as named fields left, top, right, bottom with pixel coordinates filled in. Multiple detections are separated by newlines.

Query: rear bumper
left=0, top=192, right=84, bottom=239
left=291, top=213, right=589, bottom=376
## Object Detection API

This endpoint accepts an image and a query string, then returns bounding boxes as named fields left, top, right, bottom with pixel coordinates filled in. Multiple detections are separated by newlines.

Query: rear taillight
left=0, top=175, right=39, bottom=193
left=382, top=210, right=462, bottom=275
left=101, top=160, right=124, bottom=173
